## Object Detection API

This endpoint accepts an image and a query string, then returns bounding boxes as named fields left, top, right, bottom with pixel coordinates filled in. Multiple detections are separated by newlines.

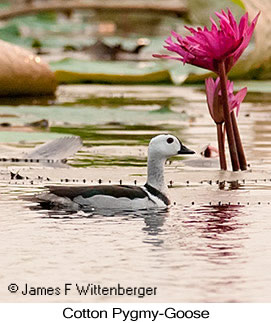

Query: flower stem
left=231, top=112, right=247, bottom=170
left=217, top=123, right=227, bottom=170
left=218, top=61, right=240, bottom=171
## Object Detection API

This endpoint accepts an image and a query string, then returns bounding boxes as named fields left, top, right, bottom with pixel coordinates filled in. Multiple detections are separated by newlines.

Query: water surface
left=0, top=84, right=271, bottom=302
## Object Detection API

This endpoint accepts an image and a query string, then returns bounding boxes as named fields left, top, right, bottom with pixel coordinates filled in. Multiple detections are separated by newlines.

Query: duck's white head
left=148, top=134, right=195, bottom=159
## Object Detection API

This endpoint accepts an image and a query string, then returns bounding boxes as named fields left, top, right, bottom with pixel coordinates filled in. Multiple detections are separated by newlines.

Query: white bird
left=36, top=134, right=194, bottom=210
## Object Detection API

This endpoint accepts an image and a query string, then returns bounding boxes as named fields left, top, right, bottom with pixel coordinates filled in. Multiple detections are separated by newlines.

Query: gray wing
left=46, top=185, right=149, bottom=200
left=26, top=136, right=82, bottom=160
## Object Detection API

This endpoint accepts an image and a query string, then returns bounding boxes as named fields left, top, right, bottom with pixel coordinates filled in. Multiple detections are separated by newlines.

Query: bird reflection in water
left=33, top=205, right=168, bottom=247
left=141, top=210, right=168, bottom=247
left=32, top=202, right=247, bottom=259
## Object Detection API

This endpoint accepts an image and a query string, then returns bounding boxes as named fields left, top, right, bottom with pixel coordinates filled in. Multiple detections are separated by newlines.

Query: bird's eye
left=167, top=137, right=174, bottom=144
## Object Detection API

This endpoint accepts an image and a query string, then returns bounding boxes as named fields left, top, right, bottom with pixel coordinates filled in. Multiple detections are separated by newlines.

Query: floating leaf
left=50, top=58, right=172, bottom=84
left=233, top=80, right=271, bottom=93
left=187, top=0, right=243, bottom=26
left=0, top=23, right=21, bottom=42
left=0, top=131, right=69, bottom=144
left=231, top=0, right=246, bottom=9
left=230, top=0, right=271, bottom=80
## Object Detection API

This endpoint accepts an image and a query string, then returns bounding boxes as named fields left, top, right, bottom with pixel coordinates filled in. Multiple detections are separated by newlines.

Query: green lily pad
left=233, top=80, right=271, bottom=93
left=0, top=23, right=20, bottom=40
left=0, top=104, right=189, bottom=127
left=0, top=131, right=69, bottom=144
left=231, top=0, right=246, bottom=9
left=50, top=58, right=172, bottom=84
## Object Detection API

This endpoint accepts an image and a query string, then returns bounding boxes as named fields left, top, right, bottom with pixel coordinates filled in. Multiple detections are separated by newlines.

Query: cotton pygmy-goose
left=36, top=134, right=194, bottom=210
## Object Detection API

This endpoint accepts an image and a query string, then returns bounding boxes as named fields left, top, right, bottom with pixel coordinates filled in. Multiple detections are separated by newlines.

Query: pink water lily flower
left=205, top=77, right=247, bottom=123
left=154, top=9, right=260, bottom=74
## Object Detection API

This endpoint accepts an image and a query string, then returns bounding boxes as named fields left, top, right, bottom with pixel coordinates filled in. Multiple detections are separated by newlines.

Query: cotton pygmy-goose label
left=62, top=306, right=210, bottom=320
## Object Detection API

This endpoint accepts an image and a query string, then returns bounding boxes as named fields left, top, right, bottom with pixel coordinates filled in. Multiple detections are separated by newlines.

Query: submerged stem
left=217, top=123, right=227, bottom=170
left=231, top=112, right=247, bottom=170
left=218, top=61, right=240, bottom=171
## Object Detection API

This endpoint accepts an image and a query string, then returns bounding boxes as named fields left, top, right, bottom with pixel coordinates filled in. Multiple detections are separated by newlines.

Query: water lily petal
left=154, top=10, right=260, bottom=74
left=234, top=87, right=247, bottom=116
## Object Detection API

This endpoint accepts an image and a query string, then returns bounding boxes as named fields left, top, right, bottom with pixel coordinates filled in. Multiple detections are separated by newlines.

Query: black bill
left=178, top=145, right=195, bottom=155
